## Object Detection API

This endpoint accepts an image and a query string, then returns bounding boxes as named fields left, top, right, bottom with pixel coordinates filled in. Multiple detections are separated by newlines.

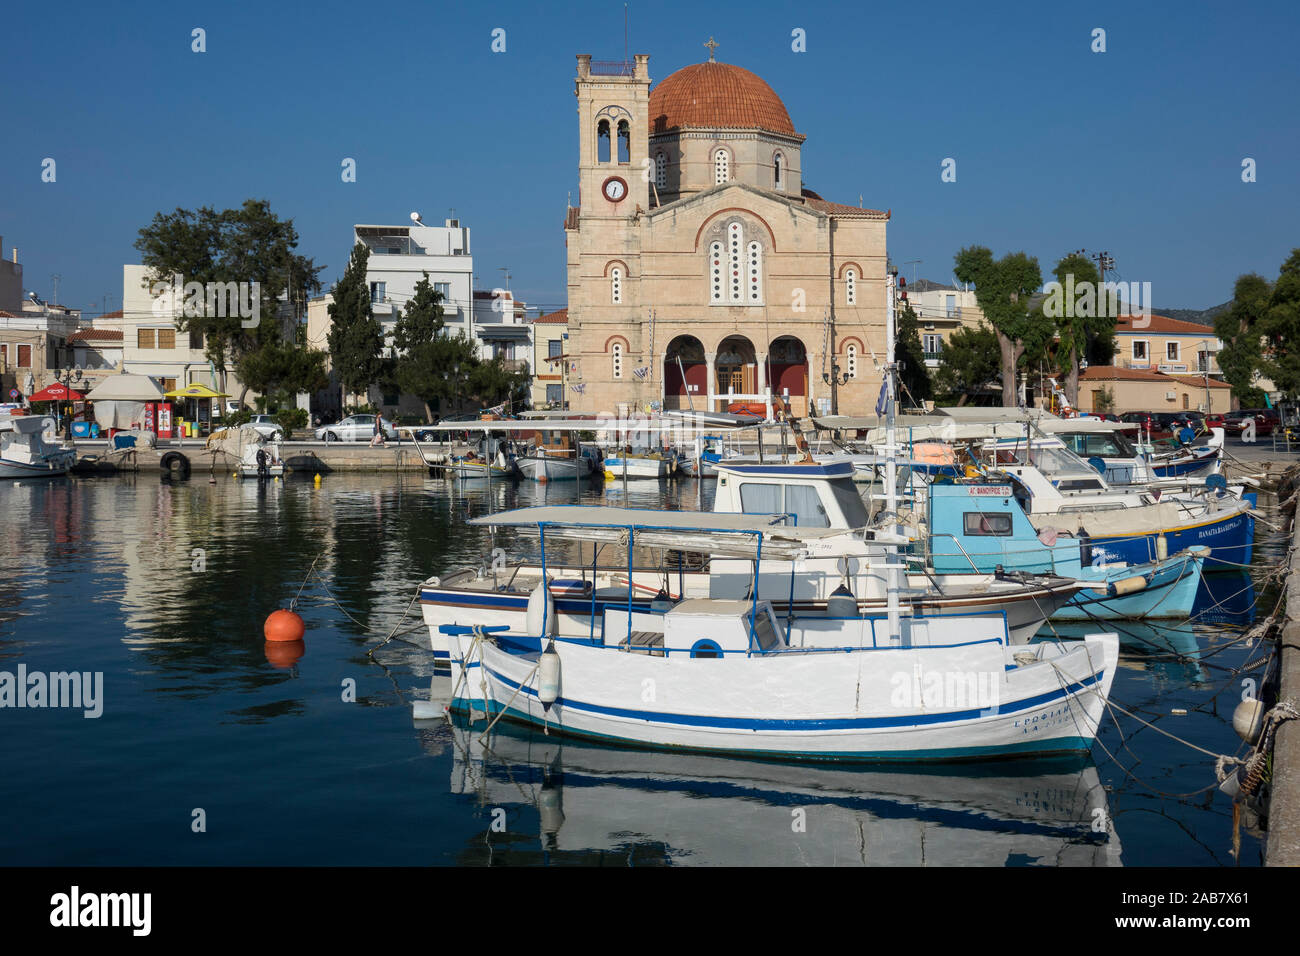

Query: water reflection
left=438, top=713, right=1122, bottom=866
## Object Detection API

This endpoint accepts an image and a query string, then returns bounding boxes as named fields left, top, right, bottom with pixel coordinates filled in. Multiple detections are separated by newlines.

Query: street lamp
left=55, top=367, right=83, bottom=434
left=822, top=363, right=849, bottom=417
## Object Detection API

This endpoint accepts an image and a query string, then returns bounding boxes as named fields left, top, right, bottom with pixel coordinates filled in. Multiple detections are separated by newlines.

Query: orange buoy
left=264, top=639, right=305, bottom=669
left=264, top=608, right=306, bottom=642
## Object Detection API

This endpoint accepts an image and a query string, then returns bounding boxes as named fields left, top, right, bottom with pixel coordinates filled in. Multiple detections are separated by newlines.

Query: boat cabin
left=927, top=481, right=1085, bottom=576
left=714, top=460, right=869, bottom=529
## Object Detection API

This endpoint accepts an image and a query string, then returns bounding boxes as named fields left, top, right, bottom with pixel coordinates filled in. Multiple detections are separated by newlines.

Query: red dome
left=650, top=61, right=799, bottom=137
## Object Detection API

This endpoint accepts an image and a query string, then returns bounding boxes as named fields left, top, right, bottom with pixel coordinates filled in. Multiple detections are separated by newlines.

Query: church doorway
left=768, top=335, right=808, bottom=417
left=664, top=335, right=707, bottom=410
left=716, top=335, right=757, bottom=411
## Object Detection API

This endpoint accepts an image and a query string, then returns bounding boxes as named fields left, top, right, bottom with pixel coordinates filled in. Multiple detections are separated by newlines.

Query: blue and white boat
left=418, top=465, right=1089, bottom=659
left=979, top=436, right=1254, bottom=569
left=927, top=482, right=1207, bottom=619
left=0, top=415, right=76, bottom=478
left=1037, top=419, right=1223, bottom=485
left=442, top=507, right=1118, bottom=762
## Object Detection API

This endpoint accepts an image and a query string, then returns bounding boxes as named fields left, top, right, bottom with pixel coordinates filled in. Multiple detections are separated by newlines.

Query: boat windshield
left=993, top=442, right=1097, bottom=479
left=1059, top=431, right=1137, bottom=459
left=737, top=477, right=868, bottom=529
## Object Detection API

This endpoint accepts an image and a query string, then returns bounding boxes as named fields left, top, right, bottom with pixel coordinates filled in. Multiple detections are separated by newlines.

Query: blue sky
left=3, top=0, right=1297, bottom=317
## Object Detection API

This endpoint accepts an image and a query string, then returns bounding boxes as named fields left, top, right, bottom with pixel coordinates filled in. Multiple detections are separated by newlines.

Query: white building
left=470, top=289, right=531, bottom=371
left=119, top=264, right=228, bottom=395
left=354, top=218, right=474, bottom=348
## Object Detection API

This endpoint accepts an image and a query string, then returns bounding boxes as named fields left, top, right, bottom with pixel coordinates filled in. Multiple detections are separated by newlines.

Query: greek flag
left=875, top=380, right=889, bottom=417
left=632, top=366, right=649, bottom=380
left=570, top=383, right=586, bottom=394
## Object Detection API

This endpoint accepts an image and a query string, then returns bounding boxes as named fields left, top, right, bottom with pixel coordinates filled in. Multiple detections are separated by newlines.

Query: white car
left=247, top=414, right=285, bottom=442
left=314, top=414, right=398, bottom=443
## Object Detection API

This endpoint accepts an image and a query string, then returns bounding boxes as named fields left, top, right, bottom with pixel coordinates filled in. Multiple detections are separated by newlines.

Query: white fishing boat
left=206, top=425, right=284, bottom=478
left=442, top=508, right=1118, bottom=762
left=418, top=466, right=1090, bottom=658
left=0, top=415, right=76, bottom=478
left=602, top=448, right=677, bottom=479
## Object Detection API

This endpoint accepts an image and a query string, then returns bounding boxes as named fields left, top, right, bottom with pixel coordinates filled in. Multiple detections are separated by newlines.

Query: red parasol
left=28, top=383, right=83, bottom=402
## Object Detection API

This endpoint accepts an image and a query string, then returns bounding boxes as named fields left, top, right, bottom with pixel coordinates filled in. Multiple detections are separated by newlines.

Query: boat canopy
left=399, top=415, right=758, bottom=434
left=1036, top=419, right=1137, bottom=433
left=468, top=506, right=840, bottom=559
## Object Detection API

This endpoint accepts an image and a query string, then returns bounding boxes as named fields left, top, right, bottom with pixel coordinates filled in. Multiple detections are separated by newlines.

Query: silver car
left=248, top=414, right=285, bottom=442
left=315, top=414, right=398, bottom=442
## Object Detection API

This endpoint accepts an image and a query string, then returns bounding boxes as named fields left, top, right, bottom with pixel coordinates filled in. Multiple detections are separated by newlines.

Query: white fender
left=526, top=580, right=556, bottom=637
left=538, top=641, right=561, bottom=711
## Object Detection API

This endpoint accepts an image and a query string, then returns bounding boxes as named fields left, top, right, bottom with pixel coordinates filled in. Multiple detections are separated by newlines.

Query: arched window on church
left=612, top=342, right=624, bottom=379
left=611, top=266, right=623, bottom=304
left=655, top=152, right=667, bottom=188
left=714, top=148, right=729, bottom=185
left=747, top=241, right=763, bottom=303
left=846, top=343, right=859, bottom=379
left=728, top=222, right=743, bottom=301
left=597, top=119, right=611, bottom=164
left=617, top=120, right=630, bottom=164
left=709, top=240, right=724, bottom=303
left=845, top=269, right=857, bottom=306
left=773, top=152, right=784, bottom=191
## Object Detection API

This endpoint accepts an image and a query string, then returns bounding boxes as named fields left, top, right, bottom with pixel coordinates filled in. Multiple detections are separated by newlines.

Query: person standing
left=370, top=413, right=387, bottom=447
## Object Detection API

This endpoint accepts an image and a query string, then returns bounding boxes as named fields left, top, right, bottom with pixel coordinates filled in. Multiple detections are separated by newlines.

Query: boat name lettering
left=968, top=486, right=1012, bottom=496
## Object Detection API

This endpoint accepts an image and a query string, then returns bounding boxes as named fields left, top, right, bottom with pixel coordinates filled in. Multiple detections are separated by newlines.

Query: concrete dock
left=70, top=439, right=449, bottom=474
left=1269, top=467, right=1300, bottom=866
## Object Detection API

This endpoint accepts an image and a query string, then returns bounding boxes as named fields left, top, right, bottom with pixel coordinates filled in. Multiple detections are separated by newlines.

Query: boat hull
left=0, top=453, right=75, bottom=478
left=517, top=456, right=591, bottom=482
left=447, top=632, right=1118, bottom=762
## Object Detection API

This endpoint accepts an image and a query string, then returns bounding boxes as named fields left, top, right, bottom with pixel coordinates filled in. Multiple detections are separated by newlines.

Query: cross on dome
left=704, top=37, right=719, bottom=61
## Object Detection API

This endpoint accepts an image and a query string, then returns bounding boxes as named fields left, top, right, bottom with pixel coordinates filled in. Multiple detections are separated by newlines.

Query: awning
left=164, top=383, right=229, bottom=399
left=476, top=325, right=531, bottom=339
left=84, top=374, right=165, bottom=402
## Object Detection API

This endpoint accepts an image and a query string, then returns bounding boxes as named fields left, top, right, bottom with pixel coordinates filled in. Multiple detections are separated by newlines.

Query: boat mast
left=885, top=269, right=901, bottom=642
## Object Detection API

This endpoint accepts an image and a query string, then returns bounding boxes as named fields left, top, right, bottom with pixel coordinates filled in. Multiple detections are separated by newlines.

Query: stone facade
left=565, top=54, right=888, bottom=418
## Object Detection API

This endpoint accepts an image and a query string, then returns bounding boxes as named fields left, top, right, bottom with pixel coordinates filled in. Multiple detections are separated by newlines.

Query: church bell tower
left=575, top=54, right=651, bottom=216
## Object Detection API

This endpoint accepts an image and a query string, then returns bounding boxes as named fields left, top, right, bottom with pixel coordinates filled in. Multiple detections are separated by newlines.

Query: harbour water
left=0, top=474, right=1276, bottom=865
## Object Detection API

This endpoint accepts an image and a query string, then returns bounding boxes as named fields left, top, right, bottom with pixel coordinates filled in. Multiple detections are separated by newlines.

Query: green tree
left=1257, top=249, right=1300, bottom=398
left=390, top=274, right=449, bottom=420
left=465, top=355, right=531, bottom=412
left=1039, top=252, right=1112, bottom=404
left=895, top=300, right=932, bottom=406
left=135, top=200, right=323, bottom=403
left=933, top=324, right=1002, bottom=405
left=953, top=247, right=1045, bottom=406
left=397, top=334, right=478, bottom=420
left=327, top=242, right=385, bottom=405
left=393, top=273, right=445, bottom=351
left=1214, top=272, right=1273, bottom=403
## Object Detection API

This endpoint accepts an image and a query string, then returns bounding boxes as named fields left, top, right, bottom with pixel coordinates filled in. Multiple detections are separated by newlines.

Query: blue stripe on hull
left=447, top=698, right=1096, bottom=763
left=462, top=659, right=1104, bottom=732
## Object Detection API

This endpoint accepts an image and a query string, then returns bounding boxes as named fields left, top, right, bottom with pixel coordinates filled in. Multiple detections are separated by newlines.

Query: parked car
left=1206, top=413, right=1227, bottom=429
left=314, top=414, right=398, bottom=443
left=1224, top=408, right=1279, bottom=436
left=247, top=414, right=285, bottom=442
left=1118, top=411, right=1206, bottom=439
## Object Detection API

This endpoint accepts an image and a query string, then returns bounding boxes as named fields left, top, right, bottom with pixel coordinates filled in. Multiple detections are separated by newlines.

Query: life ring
left=159, top=450, right=191, bottom=480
